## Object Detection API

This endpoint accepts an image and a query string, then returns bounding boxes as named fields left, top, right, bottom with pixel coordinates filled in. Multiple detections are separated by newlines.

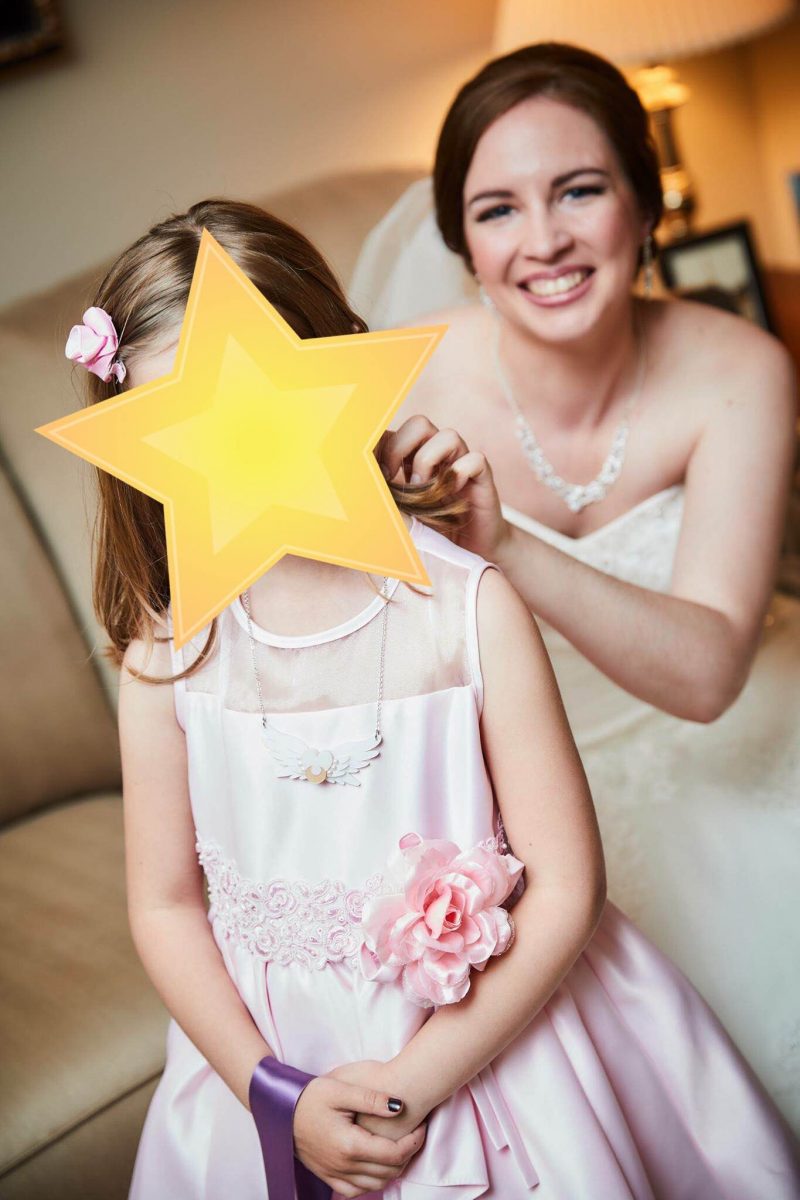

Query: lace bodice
left=500, top=486, right=685, bottom=743
left=501, top=484, right=685, bottom=593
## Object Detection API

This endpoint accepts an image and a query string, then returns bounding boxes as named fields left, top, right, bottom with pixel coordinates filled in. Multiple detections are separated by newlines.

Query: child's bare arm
left=119, top=631, right=274, bottom=1108
left=355, top=566, right=607, bottom=1136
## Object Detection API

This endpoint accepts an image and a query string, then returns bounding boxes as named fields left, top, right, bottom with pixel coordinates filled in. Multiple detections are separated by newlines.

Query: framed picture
left=0, top=0, right=62, bottom=69
left=791, top=172, right=800, bottom=229
left=659, top=221, right=775, bottom=333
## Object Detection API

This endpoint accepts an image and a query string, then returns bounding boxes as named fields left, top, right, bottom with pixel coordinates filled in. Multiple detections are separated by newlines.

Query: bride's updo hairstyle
left=82, top=199, right=467, bottom=682
left=433, top=42, right=663, bottom=275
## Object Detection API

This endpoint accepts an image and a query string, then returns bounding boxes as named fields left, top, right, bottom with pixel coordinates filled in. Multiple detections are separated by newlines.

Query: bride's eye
left=562, top=185, right=606, bottom=202
left=475, top=203, right=513, bottom=222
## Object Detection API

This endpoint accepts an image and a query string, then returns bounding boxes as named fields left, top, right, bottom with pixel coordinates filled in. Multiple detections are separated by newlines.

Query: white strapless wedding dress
left=501, top=484, right=800, bottom=1136
left=350, top=179, right=800, bottom=1137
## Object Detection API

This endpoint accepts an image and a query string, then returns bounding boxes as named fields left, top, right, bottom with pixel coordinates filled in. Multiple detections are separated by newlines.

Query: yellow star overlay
left=36, top=230, right=447, bottom=648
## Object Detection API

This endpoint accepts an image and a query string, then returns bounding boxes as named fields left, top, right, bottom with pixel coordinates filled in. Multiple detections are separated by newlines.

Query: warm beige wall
left=643, top=10, right=800, bottom=268
left=746, top=12, right=800, bottom=266
left=0, top=0, right=493, bottom=308
left=666, top=46, right=772, bottom=246
left=4, top=1, right=798, bottom=310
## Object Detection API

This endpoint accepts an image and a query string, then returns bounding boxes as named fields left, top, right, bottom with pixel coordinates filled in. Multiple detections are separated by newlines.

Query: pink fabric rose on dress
left=358, top=831, right=525, bottom=1008
left=64, top=306, right=126, bottom=383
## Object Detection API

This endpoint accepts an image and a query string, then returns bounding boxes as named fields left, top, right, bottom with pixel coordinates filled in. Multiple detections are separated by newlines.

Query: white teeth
left=524, top=270, right=589, bottom=297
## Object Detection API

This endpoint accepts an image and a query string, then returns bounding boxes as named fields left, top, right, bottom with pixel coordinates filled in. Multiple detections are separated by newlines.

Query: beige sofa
left=0, top=167, right=422, bottom=1200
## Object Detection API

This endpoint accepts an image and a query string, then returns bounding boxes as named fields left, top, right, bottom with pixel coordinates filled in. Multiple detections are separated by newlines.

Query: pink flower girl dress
left=129, top=514, right=800, bottom=1198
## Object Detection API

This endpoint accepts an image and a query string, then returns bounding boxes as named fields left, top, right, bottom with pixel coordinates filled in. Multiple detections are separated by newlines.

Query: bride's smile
left=462, top=95, right=648, bottom=345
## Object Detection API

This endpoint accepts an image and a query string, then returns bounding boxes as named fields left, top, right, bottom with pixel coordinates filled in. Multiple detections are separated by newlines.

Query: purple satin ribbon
left=249, top=1057, right=333, bottom=1200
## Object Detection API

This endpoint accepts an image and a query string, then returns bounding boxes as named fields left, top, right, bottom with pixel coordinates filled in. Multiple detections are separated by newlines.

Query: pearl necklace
left=491, top=315, right=646, bottom=514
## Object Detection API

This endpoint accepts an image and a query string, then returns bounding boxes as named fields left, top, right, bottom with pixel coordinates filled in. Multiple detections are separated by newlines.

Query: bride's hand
left=376, top=416, right=512, bottom=561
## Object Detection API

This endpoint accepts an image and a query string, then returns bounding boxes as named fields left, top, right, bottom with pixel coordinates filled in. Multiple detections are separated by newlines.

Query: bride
left=353, top=43, right=800, bottom=1133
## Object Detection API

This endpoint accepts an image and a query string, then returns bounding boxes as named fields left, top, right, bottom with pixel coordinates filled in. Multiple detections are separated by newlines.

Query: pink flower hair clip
left=65, top=306, right=127, bottom=383
left=359, top=831, right=525, bottom=1009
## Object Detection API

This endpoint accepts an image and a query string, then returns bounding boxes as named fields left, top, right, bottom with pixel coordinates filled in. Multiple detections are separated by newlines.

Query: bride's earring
left=477, top=279, right=496, bottom=311
left=642, top=234, right=655, bottom=299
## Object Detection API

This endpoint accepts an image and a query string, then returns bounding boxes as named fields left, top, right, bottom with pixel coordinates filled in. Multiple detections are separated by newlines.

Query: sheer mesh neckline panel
left=231, top=516, right=419, bottom=647
left=232, top=573, right=403, bottom=647
left=181, top=548, right=473, bottom=715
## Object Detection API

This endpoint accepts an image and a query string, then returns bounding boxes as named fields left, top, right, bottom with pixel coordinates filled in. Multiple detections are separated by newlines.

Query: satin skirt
left=129, top=899, right=800, bottom=1199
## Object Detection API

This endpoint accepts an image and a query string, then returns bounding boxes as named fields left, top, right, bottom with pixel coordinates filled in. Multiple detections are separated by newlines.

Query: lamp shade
left=493, top=0, right=796, bottom=62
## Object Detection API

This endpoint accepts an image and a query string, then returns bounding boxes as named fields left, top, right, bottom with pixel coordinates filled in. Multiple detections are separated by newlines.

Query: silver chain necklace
left=241, top=578, right=390, bottom=787
left=492, top=316, right=646, bottom=514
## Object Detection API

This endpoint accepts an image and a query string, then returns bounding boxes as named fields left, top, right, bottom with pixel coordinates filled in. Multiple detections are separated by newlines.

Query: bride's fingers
left=448, top=450, right=496, bottom=495
left=407, top=427, right=470, bottom=484
left=374, top=429, right=411, bottom=485
left=375, top=420, right=499, bottom=530
left=378, top=415, right=463, bottom=484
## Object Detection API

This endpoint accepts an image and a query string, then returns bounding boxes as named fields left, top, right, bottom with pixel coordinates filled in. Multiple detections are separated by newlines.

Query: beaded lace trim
left=196, top=833, right=505, bottom=970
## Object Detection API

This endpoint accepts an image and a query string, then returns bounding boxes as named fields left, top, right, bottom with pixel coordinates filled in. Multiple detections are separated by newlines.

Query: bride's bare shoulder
left=649, top=295, right=795, bottom=437
left=654, top=295, right=792, bottom=380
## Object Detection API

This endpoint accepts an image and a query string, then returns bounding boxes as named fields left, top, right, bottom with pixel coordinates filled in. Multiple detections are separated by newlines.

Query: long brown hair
left=80, top=199, right=468, bottom=685
left=434, top=42, right=663, bottom=274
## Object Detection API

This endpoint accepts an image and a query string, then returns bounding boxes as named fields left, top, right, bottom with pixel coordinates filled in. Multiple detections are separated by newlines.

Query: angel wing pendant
left=261, top=722, right=382, bottom=786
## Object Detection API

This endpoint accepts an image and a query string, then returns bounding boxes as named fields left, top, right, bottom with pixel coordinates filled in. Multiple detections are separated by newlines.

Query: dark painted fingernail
left=387, top=1097, right=403, bottom=1112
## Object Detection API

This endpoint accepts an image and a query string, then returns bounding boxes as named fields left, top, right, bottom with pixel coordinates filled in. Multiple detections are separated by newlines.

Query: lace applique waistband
left=196, top=839, right=388, bottom=969
left=195, top=832, right=505, bottom=971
